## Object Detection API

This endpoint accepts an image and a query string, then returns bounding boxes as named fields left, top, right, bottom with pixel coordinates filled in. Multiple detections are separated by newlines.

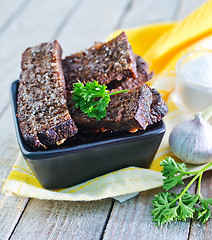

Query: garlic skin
left=169, top=113, right=212, bottom=165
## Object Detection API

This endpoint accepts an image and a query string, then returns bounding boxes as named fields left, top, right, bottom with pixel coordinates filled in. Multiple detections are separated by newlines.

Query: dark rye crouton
left=107, top=54, right=153, bottom=91
left=149, top=88, right=169, bottom=124
left=69, top=84, right=168, bottom=133
left=62, top=32, right=137, bottom=92
left=17, top=40, right=78, bottom=149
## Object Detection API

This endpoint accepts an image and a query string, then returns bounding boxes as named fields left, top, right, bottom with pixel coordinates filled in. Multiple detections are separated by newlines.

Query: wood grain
left=0, top=0, right=80, bottom=115
left=10, top=199, right=113, bottom=240
left=0, top=106, right=20, bottom=167
left=0, top=0, right=28, bottom=32
left=0, top=106, right=29, bottom=240
left=103, top=179, right=196, bottom=240
left=120, top=0, right=179, bottom=28
left=189, top=170, right=212, bottom=240
left=57, top=0, right=131, bottom=55
left=175, top=0, right=207, bottom=20
left=0, top=193, right=29, bottom=240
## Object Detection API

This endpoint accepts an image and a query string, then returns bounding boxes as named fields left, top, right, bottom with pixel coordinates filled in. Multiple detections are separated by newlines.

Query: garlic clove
left=169, top=112, right=212, bottom=165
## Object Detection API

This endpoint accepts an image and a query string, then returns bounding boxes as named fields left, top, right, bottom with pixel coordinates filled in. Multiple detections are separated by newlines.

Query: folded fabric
left=2, top=0, right=212, bottom=202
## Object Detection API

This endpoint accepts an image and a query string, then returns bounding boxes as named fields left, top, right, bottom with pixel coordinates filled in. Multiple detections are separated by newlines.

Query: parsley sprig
left=72, top=81, right=128, bottom=120
left=152, top=157, right=212, bottom=225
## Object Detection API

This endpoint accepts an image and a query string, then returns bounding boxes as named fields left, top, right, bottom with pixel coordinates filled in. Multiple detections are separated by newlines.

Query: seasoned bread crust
left=17, top=40, right=78, bottom=149
left=149, top=88, right=169, bottom=124
left=107, top=54, right=153, bottom=91
left=62, top=32, right=137, bottom=91
left=69, top=84, right=168, bottom=133
left=69, top=84, right=150, bottom=133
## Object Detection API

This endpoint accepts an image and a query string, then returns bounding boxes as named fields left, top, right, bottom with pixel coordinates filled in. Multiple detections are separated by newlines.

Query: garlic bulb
left=169, top=106, right=212, bottom=165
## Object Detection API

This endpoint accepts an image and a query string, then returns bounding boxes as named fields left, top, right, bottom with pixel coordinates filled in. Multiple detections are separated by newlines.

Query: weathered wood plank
left=0, top=106, right=19, bottom=167
left=120, top=0, right=179, bottom=28
left=0, top=0, right=28, bottom=32
left=10, top=199, right=114, bottom=240
left=57, top=0, right=131, bottom=55
left=175, top=0, right=207, bottom=20
left=0, top=106, right=30, bottom=240
left=103, top=179, right=196, bottom=240
left=0, top=0, right=80, bottom=115
left=0, top=191, right=29, bottom=240
left=189, top=170, right=212, bottom=240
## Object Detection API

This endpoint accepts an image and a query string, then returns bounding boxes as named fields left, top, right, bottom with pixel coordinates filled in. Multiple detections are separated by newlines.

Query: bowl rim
left=11, top=80, right=166, bottom=160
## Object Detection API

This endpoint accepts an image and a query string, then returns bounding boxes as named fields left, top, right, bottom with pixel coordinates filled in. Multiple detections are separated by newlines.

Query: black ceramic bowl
left=11, top=80, right=166, bottom=189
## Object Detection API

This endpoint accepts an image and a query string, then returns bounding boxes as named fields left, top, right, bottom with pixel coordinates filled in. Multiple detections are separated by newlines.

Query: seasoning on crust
left=17, top=40, right=78, bottom=149
left=69, top=83, right=168, bottom=133
left=149, top=88, right=169, bottom=124
left=70, top=84, right=153, bottom=133
left=107, top=54, right=153, bottom=91
left=62, top=32, right=137, bottom=92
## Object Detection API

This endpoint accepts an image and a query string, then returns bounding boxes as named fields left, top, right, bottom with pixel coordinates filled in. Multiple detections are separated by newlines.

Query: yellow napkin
left=2, top=1, right=212, bottom=202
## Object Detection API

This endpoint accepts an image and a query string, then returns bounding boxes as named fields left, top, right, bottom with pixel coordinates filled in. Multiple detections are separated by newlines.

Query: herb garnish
left=152, top=157, right=212, bottom=225
left=72, top=81, right=128, bottom=120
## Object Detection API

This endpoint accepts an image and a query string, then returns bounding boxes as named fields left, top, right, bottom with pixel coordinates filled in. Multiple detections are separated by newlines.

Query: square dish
left=11, top=80, right=166, bottom=189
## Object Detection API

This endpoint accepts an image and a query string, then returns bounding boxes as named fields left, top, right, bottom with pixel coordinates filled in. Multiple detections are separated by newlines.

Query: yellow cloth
left=2, top=1, right=212, bottom=202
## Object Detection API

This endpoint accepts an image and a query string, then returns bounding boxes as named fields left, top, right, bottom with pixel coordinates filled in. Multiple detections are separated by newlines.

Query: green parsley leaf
left=197, top=198, right=212, bottom=223
left=177, top=200, right=195, bottom=221
left=196, top=208, right=211, bottom=224
left=152, top=157, right=212, bottom=225
left=152, top=190, right=199, bottom=225
left=162, top=174, right=185, bottom=191
left=160, top=157, right=188, bottom=178
left=72, top=81, right=128, bottom=120
left=152, top=192, right=178, bottom=225
left=181, top=191, right=199, bottom=208
left=160, top=157, right=189, bottom=191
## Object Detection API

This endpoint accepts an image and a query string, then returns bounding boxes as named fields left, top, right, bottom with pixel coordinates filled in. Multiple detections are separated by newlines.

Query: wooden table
left=0, top=0, right=211, bottom=239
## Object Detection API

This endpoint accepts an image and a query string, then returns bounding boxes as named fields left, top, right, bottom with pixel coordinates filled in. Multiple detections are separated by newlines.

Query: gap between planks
left=186, top=180, right=199, bottom=240
left=0, top=0, right=31, bottom=36
left=51, top=0, right=84, bottom=40
left=0, top=0, right=83, bottom=117
left=188, top=171, right=212, bottom=240
left=102, top=178, right=196, bottom=240
left=113, top=0, right=134, bottom=30
left=6, top=198, right=30, bottom=240
left=172, top=0, right=184, bottom=21
left=99, top=200, right=115, bottom=240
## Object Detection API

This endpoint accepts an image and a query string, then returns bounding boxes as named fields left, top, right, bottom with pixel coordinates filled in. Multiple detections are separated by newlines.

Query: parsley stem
left=109, top=89, right=129, bottom=96
left=177, top=161, right=212, bottom=200
left=178, top=173, right=201, bottom=199
left=182, top=170, right=200, bottom=175
left=197, top=173, right=202, bottom=197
